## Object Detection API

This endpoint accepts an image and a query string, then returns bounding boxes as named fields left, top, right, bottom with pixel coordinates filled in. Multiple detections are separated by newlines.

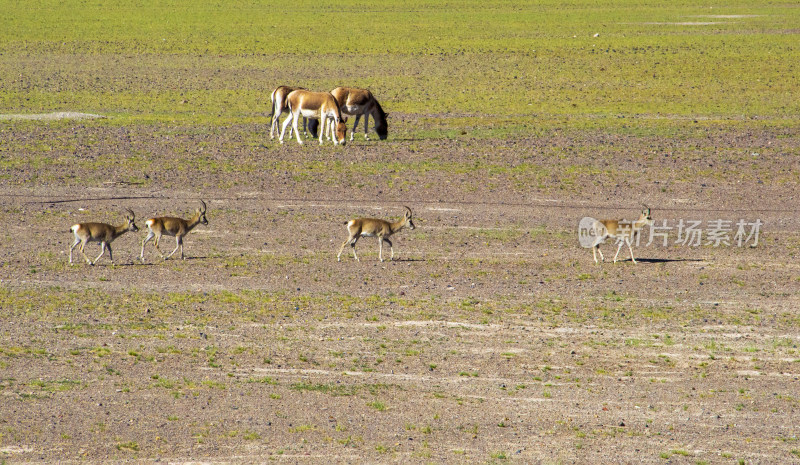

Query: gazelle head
left=197, top=200, right=209, bottom=225
left=640, top=204, right=653, bottom=225
left=334, top=118, right=348, bottom=146
left=124, top=208, right=140, bottom=232
left=404, top=206, right=415, bottom=230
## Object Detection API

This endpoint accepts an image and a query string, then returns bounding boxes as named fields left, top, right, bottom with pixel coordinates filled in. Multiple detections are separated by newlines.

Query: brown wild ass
left=140, top=200, right=209, bottom=261
left=268, top=85, right=309, bottom=140
left=331, top=86, right=388, bottom=141
left=280, top=90, right=347, bottom=145
left=310, top=87, right=388, bottom=141
left=69, top=208, right=139, bottom=265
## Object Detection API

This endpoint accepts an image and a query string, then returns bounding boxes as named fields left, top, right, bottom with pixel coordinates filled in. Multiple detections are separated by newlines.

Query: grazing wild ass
left=269, top=85, right=309, bottom=140
left=310, top=87, right=388, bottom=141
left=280, top=90, right=347, bottom=145
left=591, top=206, right=653, bottom=264
left=332, top=86, right=388, bottom=141
left=337, top=206, right=415, bottom=262
left=69, top=208, right=139, bottom=265
left=140, top=200, right=208, bottom=262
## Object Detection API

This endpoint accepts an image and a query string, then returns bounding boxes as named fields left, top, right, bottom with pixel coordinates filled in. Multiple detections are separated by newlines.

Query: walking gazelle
left=590, top=206, right=653, bottom=264
left=69, top=208, right=139, bottom=265
left=337, top=206, right=415, bottom=262
left=140, top=200, right=208, bottom=262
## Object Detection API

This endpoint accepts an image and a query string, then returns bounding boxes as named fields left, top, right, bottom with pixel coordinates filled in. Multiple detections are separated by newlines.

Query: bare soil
left=1, top=121, right=799, bottom=463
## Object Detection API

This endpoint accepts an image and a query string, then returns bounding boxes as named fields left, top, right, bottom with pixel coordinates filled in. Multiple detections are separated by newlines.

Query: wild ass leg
left=269, top=99, right=280, bottom=139
left=279, top=109, right=294, bottom=144
left=350, top=115, right=361, bottom=141
left=318, top=115, right=327, bottom=145
left=292, top=110, right=305, bottom=145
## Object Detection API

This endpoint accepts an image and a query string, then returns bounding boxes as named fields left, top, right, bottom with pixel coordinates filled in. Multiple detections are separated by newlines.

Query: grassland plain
left=1, top=0, right=800, bottom=463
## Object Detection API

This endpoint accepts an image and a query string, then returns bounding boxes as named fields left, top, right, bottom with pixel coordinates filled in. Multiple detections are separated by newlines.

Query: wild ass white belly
left=343, top=104, right=367, bottom=115
left=299, top=108, right=321, bottom=119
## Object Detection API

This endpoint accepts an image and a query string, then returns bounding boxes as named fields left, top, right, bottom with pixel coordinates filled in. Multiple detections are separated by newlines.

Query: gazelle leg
left=378, top=237, right=384, bottom=262
left=78, top=242, right=93, bottom=265
left=106, top=244, right=114, bottom=264
left=302, top=117, right=308, bottom=136
left=384, top=238, right=394, bottom=261
left=627, top=239, right=637, bottom=264
left=91, top=243, right=107, bottom=265
left=153, top=234, right=166, bottom=258
left=593, top=241, right=604, bottom=263
left=140, top=231, right=155, bottom=261
left=69, top=238, right=80, bottom=264
left=165, top=236, right=181, bottom=260
left=337, top=240, right=348, bottom=261
left=613, top=241, right=624, bottom=263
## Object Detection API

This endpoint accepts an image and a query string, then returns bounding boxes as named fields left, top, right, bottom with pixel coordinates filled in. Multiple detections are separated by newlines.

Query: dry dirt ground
left=1, top=120, right=799, bottom=464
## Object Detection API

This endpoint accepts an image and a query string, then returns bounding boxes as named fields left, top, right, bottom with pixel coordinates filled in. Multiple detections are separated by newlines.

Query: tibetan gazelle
left=140, top=200, right=208, bottom=262
left=337, top=206, right=415, bottom=262
left=591, top=206, right=653, bottom=264
left=69, top=208, right=139, bottom=265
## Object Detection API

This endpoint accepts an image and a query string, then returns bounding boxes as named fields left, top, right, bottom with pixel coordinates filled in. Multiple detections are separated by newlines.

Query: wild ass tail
left=268, top=88, right=278, bottom=117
